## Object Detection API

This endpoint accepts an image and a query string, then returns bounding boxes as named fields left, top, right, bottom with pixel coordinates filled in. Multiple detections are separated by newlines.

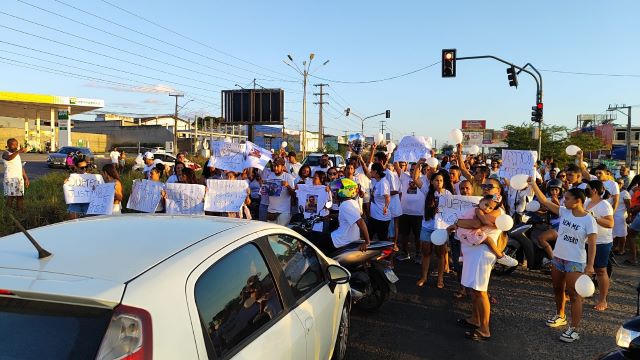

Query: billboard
left=222, top=89, right=284, bottom=125
left=461, top=120, right=486, bottom=130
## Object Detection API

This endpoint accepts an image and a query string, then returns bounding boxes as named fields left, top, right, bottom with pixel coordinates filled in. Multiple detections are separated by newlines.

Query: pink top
left=456, top=207, right=487, bottom=246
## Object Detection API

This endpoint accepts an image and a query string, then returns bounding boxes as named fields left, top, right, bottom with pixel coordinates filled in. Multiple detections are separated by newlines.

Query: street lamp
left=284, top=53, right=329, bottom=158
left=345, top=108, right=391, bottom=135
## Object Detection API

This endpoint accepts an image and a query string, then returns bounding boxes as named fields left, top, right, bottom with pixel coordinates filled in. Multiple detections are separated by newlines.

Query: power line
left=540, top=69, right=640, bottom=78
left=310, top=61, right=440, bottom=84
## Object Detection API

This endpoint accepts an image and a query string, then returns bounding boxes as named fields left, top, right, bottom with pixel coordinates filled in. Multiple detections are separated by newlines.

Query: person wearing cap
left=142, top=152, right=155, bottom=179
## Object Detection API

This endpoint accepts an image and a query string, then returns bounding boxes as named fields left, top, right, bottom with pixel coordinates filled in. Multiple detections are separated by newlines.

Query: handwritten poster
left=499, top=150, right=538, bottom=179
left=87, top=183, right=116, bottom=215
left=165, top=183, right=206, bottom=215
left=204, top=179, right=249, bottom=212
left=434, top=194, right=482, bottom=229
left=244, top=141, right=272, bottom=170
left=394, top=136, right=431, bottom=163
left=63, top=174, right=104, bottom=204
left=210, top=141, right=246, bottom=172
left=127, top=179, right=164, bottom=213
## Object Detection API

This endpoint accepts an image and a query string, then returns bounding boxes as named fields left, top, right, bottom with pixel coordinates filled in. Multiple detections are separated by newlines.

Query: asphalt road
left=0, top=153, right=110, bottom=183
left=347, top=254, right=639, bottom=360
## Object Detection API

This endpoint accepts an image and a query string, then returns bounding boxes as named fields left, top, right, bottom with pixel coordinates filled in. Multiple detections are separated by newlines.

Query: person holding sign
left=529, top=177, right=596, bottom=343
left=415, top=167, right=453, bottom=289
left=2, top=138, right=30, bottom=211
left=265, top=158, right=296, bottom=226
left=101, top=164, right=123, bottom=214
left=65, top=156, right=92, bottom=219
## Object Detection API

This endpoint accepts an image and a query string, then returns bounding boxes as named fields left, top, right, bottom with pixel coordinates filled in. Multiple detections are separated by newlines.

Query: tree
left=503, top=123, right=604, bottom=167
left=440, top=144, right=454, bottom=155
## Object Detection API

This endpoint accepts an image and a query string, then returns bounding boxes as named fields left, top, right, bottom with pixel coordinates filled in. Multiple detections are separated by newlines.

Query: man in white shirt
left=311, top=154, right=331, bottom=176
left=286, top=151, right=302, bottom=176
left=109, top=147, right=120, bottom=170
left=595, top=164, right=619, bottom=211
left=266, top=158, right=296, bottom=226
left=142, top=152, right=156, bottom=179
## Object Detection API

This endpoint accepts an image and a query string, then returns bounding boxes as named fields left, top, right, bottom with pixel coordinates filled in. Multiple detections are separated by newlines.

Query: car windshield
left=57, top=147, right=78, bottom=154
left=0, top=297, right=112, bottom=359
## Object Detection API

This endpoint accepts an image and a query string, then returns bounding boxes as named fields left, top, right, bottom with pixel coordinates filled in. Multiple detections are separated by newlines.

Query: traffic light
left=506, top=66, right=518, bottom=88
left=345, top=107, right=350, bottom=116
left=442, top=49, right=456, bottom=77
left=385, top=110, right=391, bottom=118
left=531, top=103, right=543, bottom=123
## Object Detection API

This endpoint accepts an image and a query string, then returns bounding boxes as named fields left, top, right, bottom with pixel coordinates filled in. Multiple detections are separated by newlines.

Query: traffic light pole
left=456, top=55, right=544, bottom=157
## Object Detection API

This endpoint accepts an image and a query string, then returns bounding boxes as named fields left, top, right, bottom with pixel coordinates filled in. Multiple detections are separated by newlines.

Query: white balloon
left=375, top=133, right=385, bottom=145
left=525, top=200, right=541, bottom=212
left=281, top=141, right=288, bottom=148
left=431, top=229, right=448, bottom=246
left=386, top=142, right=396, bottom=153
left=575, top=274, right=595, bottom=298
left=449, top=129, right=463, bottom=144
left=495, top=214, right=514, bottom=231
left=426, top=157, right=439, bottom=168
left=566, top=145, right=581, bottom=156
left=510, top=174, right=529, bottom=191
left=469, top=145, right=480, bottom=155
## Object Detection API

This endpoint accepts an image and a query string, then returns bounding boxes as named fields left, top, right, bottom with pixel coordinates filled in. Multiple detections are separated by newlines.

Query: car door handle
left=304, top=316, right=314, bottom=333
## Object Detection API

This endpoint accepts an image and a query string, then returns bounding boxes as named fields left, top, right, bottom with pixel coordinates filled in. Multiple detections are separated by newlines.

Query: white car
left=0, top=215, right=351, bottom=359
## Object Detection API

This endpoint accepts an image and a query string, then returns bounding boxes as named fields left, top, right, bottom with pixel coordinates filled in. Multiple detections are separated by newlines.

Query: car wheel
left=331, top=302, right=350, bottom=360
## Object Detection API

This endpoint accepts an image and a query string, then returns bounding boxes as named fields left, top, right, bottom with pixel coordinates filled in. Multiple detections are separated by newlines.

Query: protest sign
left=434, top=194, right=482, bottom=229
left=296, top=184, right=329, bottom=217
left=63, top=174, right=104, bottom=204
left=210, top=141, right=246, bottom=172
left=244, top=141, right=272, bottom=170
left=394, top=136, right=431, bottom=163
left=87, top=183, right=116, bottom=215
left=165, top=183, right=206, bottom=215
left=127, top=179, right=164, bottom=213
left=204, top=179, right=249, bottom=212
left=499, top=150, right=538, bottom=179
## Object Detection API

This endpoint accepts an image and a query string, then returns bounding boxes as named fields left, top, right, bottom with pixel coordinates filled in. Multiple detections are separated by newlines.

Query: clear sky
left=1, top=0, right=639, bottom=146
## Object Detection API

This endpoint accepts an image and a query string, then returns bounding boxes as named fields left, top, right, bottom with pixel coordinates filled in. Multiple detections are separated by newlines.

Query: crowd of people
left=4, top=136, right=640, bottom=344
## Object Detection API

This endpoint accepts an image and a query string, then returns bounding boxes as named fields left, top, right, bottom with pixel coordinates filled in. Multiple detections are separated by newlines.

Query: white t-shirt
left=422, top=189, right=453, bottom=230
left=266, top=172, right=296, bottom=213
left=603, top=179, right=620, bottom=208
left=584, top=198, right=614, bottom=244
left=553, top=207, right=598, bottom=263
left=507, top=186, right=533, bottom=217
left=615, top=190, right=631, bottom=218
left=570, top=182, right=588, bottom=190
left=385, top=169, right=402, bottom=217
left=109, top=151, right=120, bottom=163
left=311, top=165, right=330, bottom=176
left=400, top=173, right=427, bottom=216
left=370, top=176, right=391, bottom=221
left=354, top=173, right=371, bottom=204
left=166, top=174, right=178, bottom=183
left=287, top=161, right=302, bottom=176
left=3, top=151, right=22, bottom=179
left=331, top=199, right=362, bottom=248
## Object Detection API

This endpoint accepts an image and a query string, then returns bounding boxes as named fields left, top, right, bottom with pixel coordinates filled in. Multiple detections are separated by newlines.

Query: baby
left=448, top=194, right=518, bottom=267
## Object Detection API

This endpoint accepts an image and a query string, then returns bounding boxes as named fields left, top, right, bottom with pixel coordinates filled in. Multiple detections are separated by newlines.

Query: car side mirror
left=327, top=264, right=350, bottom=285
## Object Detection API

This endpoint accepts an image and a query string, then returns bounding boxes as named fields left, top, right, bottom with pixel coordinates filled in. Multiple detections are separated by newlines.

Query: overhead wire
left=310, top=61, right=440, bottom=84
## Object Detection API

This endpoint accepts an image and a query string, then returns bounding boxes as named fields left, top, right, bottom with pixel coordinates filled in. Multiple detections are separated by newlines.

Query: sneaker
left=546, top=314, right=567, bottom=328
left=559, top=327, right=580, bottom=343
left=396, top=252, right=411, bottom=261
left=496, top=255, right=518, bottom=267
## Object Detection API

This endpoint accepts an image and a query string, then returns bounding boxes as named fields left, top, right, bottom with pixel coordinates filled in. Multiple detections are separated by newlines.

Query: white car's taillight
left=96, top=304, right=152, bottom=360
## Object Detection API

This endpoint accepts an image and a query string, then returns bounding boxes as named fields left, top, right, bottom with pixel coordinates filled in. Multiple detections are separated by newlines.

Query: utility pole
left=169, top=93, right=184, bottom=154
left=608, top=104, right=633, bottom=169
left=314, top=83, right=328, bottom=151
left=380, top=119, right=386, bottom=135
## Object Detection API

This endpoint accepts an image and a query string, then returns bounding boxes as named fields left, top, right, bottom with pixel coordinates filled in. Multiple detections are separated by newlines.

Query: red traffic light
left=537, top=103, right=543, bottom=109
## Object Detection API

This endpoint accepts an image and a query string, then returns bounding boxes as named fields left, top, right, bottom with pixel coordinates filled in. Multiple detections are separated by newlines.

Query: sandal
left=456, top=318, right=478, bottom=329
left=465, top=329, right=491, bottom=341
left=416, top=278, right=427, bottom=287
left=437, top=280, right=445, bottom=289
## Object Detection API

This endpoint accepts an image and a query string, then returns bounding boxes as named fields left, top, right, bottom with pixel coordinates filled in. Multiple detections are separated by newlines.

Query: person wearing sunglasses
left=65, top=155, right=93, bottom=219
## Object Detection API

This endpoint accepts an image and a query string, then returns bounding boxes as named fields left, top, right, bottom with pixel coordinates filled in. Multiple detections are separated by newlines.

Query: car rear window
left=304, top=156, right=320, bottom=166
left=0, top=297, right=112, bottom=359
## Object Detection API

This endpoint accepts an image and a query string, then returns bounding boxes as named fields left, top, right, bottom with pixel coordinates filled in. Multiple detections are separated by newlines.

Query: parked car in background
left=302, top=153, right=346, bottom=170
left=46, top=146, right=94, bottom=168
left=136, top=152, right=202, bottom=172
left=0, top=216, right=352, bottom=359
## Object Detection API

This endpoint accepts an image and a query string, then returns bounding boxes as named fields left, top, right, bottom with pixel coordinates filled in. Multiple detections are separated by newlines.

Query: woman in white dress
left=455, top=177, right=505, bottom=341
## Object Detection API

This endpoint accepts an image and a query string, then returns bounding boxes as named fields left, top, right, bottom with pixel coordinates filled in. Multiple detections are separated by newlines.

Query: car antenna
left=7, top=213, right=52, bottom=259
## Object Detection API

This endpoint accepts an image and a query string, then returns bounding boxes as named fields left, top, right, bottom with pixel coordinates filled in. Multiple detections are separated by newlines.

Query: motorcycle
left=289, top=203, right=398, bottom=312
left=596, top=281, right=640, bottom=359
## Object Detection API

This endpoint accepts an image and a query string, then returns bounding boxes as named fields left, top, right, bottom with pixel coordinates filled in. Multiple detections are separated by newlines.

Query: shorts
left=67, top=203, right=90, bottom=215
left=594, top=243, right=613, bottom=269
left=3, top=177, right=24, bottom=197
left=399, top=215, right=422, bottom=237
left=419, top=227, right=434, bottom=243
left=552, top=257, right=585, bottom=273
left=629, top=214, right=640, bottom=232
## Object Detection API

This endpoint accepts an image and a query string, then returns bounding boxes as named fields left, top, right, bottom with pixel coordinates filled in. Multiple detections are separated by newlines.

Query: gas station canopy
left=0, top=90, right=104, bottom=120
